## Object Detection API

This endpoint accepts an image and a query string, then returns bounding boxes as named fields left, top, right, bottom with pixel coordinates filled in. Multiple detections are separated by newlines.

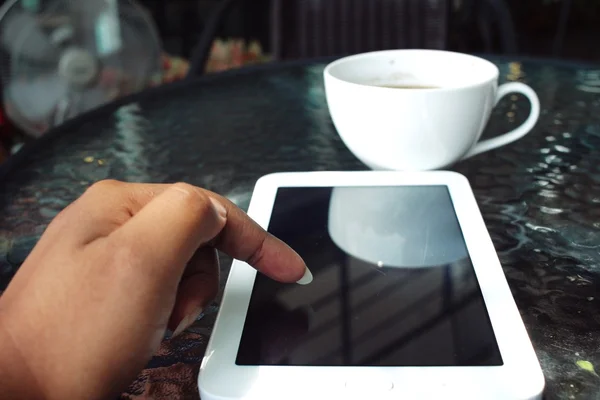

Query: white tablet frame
left=198, top=171, right=544, bottom=400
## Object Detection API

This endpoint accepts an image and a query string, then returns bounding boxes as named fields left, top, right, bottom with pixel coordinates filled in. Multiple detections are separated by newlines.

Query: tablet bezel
left=198, top=171, right=544, bottom=400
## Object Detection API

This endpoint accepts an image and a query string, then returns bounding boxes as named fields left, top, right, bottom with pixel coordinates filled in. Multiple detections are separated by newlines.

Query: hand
left=0, top=180, right=309, bottom=400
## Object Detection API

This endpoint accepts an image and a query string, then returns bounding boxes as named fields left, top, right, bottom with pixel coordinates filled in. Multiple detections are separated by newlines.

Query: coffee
left=377, top=84, right=439, bottom=89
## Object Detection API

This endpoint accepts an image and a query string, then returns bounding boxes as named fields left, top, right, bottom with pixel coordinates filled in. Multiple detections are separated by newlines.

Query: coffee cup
left=323, top=50, right=540, bottom=171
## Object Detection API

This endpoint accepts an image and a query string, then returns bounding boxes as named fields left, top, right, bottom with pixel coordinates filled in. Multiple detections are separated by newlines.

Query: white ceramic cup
left=327, top=186, right=468, bottom=267
left=323, top=50, right=540, bottom=171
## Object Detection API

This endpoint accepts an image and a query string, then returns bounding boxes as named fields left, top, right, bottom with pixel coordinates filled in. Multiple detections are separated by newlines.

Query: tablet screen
left=236, top=186, right=502, bottom=367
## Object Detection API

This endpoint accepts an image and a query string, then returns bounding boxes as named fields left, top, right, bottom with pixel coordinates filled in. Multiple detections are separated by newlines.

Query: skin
left=0, top=180, right=308, bottom=400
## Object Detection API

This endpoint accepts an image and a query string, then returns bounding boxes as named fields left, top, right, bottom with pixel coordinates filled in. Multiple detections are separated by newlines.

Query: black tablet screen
left=236, top=186, right=502, bottom=367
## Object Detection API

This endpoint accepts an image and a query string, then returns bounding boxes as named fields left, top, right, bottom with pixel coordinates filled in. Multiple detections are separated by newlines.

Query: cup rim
left=323, top=49, right=500, bottom=92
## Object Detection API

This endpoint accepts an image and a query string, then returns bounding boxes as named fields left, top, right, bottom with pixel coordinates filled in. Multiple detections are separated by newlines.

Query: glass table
left=1, top=56, right=599, bottom=399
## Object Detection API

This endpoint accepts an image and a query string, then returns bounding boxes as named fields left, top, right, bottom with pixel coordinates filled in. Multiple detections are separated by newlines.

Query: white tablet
left=198, top=171, right=544, bottom=400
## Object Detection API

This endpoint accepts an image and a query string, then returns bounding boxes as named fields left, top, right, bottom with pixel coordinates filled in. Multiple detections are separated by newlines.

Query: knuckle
left=85, top=179, right=123, bottom=196
left=170, top=182, right=198, bottom=196
left=169, top=183, right=213, bottom=217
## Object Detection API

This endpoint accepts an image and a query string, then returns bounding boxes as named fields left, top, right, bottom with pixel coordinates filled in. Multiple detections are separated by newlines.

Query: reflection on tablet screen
left=236, top=186, right=503, bottom=367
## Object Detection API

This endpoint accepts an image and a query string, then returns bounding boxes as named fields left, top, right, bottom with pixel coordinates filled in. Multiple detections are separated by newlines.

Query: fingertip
left=205, top=194, right=309, bottom=285
left=259, top=237, right=309, bottom=283
left=296, top=267, right=313, bottom=285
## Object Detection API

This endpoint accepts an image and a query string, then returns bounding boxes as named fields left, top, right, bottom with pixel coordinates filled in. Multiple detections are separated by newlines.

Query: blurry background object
left=0, top=0, right=162, bottom=138
left=204, top=38, right=269, bottom=73
left=451, top=0, right=517, bottom=55
left=506, top=0, right=599, bottom=60
left=266, top=0, right=450, bottom=59
left=184, top=0, right=600, bottom=75
left=0, top=108, right=9, bottom=163
left=189, top=0, right=451, bottom=76
left=187, top=0, right=524, bottom=76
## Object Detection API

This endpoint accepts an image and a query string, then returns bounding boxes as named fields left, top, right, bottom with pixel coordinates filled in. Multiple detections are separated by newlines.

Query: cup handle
left=461, top=82, right=540, bottom=160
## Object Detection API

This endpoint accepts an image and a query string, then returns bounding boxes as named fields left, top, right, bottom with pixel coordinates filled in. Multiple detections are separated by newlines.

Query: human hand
left=0, top=180, right=310, bottom=400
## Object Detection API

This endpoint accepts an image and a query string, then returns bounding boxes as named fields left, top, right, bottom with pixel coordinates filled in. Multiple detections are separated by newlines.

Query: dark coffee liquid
left=378, top=84, right=439, bottom=89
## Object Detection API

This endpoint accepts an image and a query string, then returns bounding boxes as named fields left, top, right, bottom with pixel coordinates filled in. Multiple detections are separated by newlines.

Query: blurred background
left=0, top=0, right=598, bottom=162
left=147, top=0, right=600, bottom=66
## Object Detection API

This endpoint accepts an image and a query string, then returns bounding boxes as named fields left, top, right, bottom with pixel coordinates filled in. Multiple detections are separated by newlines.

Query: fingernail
left=209, top=197, right=227, bottom=221
left=296, top=267, right=313, bottom=285
left=172, top=307, right=204, bottom=338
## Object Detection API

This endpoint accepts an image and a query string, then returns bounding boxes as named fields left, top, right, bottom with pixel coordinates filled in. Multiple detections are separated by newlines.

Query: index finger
left=209, top=193, right=311, bottom=284
left=110, top=182, right=311, bottom=284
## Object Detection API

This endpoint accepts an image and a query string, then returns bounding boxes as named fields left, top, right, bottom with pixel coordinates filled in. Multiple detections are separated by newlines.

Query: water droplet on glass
left=540, top=206, right=563, bottom=215
left=540, top=190, right=558, bottom=198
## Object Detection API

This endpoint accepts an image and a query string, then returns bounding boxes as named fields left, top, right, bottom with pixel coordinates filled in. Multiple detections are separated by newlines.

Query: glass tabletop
left=1, top=56, right=599, bottom=399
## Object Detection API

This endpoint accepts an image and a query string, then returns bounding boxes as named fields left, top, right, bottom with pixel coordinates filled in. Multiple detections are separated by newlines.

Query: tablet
left=198, top=171, right=544, bottom=400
